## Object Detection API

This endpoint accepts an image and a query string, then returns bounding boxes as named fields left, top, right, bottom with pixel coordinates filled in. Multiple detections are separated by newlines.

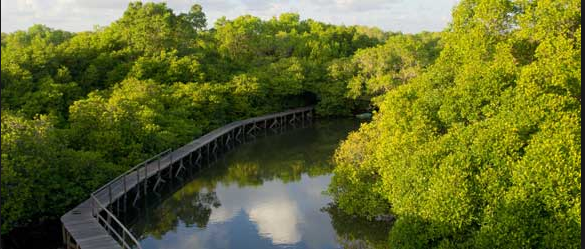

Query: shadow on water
left=119, top=118, right=392, bottom=249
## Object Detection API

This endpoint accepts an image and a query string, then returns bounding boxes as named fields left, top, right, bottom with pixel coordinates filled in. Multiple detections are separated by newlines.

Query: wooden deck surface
left=61, top=106, right=313, bottom=249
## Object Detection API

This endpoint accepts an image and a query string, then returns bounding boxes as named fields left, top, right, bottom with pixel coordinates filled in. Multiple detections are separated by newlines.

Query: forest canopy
left=330, top=0, right=581, bottom=248
left=0, top=2, right=441, bottom=234
left=2, top=0, right=580, bottom=248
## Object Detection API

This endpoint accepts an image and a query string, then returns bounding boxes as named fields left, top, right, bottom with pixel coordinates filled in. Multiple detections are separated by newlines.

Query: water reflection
left=127, top=119, right=390, bottom=249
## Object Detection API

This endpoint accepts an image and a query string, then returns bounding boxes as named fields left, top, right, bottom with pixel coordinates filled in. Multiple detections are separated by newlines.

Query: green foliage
left=110, top=2, right=196, bottom=55
left=330, top=0, right=581, bottom=248
left=0, top=1, right=440, bottom=235
left=346, top=32, right=442, bottom=102
left=129, top=50, right=203, bottom=84
left=181, top=4, right=207, bottom=31
left=1, top=112, right=116, bottom=233
left=323, top=203, right=393, bottom=249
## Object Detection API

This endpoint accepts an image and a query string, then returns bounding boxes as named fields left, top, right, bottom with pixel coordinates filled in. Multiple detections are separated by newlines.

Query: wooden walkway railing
left=61, top=106, right=314, bottom=249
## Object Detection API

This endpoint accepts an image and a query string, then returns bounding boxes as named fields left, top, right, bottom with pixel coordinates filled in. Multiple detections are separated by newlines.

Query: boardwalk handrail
left=92, top=148, right=172, bottom=196
left=89, top=149, right=172, bottom=249
left=63, top=106, right=315, bottom=249
left=91, top=194, right=142, bottom=249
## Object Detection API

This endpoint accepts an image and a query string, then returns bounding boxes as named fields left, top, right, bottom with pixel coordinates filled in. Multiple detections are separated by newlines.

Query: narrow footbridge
left=61, top=106, right=314, bottom=249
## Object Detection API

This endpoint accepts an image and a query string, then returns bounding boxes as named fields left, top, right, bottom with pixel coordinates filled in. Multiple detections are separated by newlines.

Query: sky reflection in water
left=127, top=119, right=388, bottom=249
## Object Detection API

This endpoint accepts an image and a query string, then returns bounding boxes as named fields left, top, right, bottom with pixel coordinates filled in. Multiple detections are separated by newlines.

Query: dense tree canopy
left=330, top=0, right=580, bottom=248
left=2, top=1, right=577, bottom=248
left=1, top=2, right=436, bottom=235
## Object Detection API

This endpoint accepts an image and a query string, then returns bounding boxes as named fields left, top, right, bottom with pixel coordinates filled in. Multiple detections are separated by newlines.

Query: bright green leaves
left=69, top=78, right=167, bottom=165
left=258, top=57, right=305, bottom=96
left=330, top=0, right=581, bottom=248
left=330, top=123, right=390, bottom=217
left=1, top=112, right=115, bottom=234
left=129, top=50, right=203, bottom=84
left=517, top=26, right=581, bottom=100
left=346, top=33, right=442, bottom=102
left=516, top=0, right=581, bottom=42
left=110, top=2, right=196, bottom=55
left=215, top=15, right=264, bottom=65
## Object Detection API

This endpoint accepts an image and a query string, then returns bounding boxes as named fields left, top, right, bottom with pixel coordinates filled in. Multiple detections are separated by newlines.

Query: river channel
left=124, top=118, right=391, bottom=249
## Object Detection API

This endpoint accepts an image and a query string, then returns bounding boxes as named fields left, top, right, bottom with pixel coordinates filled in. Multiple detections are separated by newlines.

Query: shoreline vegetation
left=1, top=0, right=580, bottom=248
left=329, top=0, right=581, bottom=248
left=1, top=2, right=440, bottom=247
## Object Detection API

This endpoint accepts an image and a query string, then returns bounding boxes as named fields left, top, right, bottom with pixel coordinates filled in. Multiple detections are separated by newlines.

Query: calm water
left=126, top=119, right=391, bottom=249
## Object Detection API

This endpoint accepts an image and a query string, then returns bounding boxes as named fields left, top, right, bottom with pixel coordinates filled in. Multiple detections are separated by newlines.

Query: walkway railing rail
left=91, top=195, right=142, bottom=249
left=63, top=106, right=315, bottom=249
left=92, top=149, right=171, bottom=197
left=89, top=149, right=171, bottom=249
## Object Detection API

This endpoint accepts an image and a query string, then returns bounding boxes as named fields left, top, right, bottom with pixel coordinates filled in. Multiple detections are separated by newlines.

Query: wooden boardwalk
left=61, top=106, right=314, bottom=249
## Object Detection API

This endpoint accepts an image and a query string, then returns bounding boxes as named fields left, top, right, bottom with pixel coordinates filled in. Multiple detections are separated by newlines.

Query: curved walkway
left=61, top=106, right=315, bottom=249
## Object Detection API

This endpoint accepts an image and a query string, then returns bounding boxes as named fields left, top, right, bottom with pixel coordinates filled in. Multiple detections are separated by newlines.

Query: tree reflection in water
left=321, top=203, right=393, bottom=249
left=126, top=119, right=389, bottom=249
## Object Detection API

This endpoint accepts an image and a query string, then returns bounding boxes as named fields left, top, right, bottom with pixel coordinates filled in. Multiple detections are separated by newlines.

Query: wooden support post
left=281, top=116, right=285, bottom=131
left=134, top=166, right=141, bottom=206
left=123, top=175, right=127, bottom=213
left=175, top=159, right=185, bottom=177
left=270, top=119, right=278, bottom=129
left=153, top=157, right=166, bottom=191
left=247, top=123, right=258, bottom=134
left=231, top=129, right=235, bottom=146
left=65, top=228, right=71, bottom=249
left=116, top=193, right=120, bottom=215
left=169, top=153, right=174, bottom=178
left=213, top=139, right=218, bottom=160
left=249, top=124, right=257, bottom=139
left=133, top=188, right=140, bottom=206
left=143, top=164, right=148, bottom=196
left=220, top=135, right=224, bottom=151
left=196, top=149, right=202, bottom=168
left=62, top=224, right=66, bottom=248
left=189, top=152, right=193, bottom=167
left=91, top=195, right=95, bottom=216
left=225, top=133, right=231, bottom=148
left=108, top=185, right=112, bottom=208
left=157, top=159, right=161, bottom=177
left=236, top=126, right=242, bottom=139
left=106, top=212, right=111, bottom=233
left=206, top=143, right=210, bottom=165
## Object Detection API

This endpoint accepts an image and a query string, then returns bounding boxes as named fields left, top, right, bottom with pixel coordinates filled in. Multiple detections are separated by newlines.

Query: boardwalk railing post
left=143, top=165, right=147, bottom=196
left=106, top=211, right=111, bottom=233
left=136, top=168, right=140, bottom=196
left=197, top=149, right=202, bottom=169
left=91, top=196, right=95, bottom=217
left=206, top=143, right=210, bottom=165
left=123, top=175, right=127, bottom=212
left=189, top=152, right=193, bottom=167
left=170, top=153, right=174, bottom=178
left=108, top=185, right=112, bottom=208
